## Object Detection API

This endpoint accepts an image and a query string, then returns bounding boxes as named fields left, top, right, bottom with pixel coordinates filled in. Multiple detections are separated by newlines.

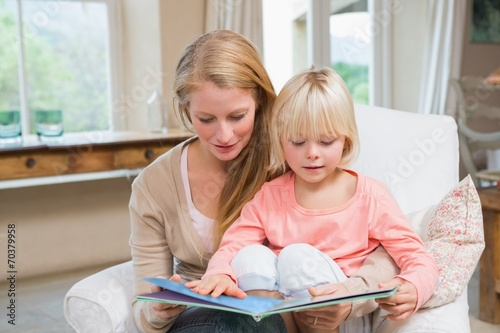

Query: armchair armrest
left=64, top=261, right=139, bottom=333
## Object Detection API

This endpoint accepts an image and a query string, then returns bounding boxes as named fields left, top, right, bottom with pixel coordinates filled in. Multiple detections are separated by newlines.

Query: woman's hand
left=375, top=278, right=417, bottom=320
left=293, top=282, right=351, bottom=331
left=185, top=274, right=247, bottom=298
left=151, top=274, right=187, bottom=320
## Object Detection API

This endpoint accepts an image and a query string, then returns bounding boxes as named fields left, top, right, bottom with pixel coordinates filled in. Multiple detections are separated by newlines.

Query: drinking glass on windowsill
left=0, top=110, right=22, bottom=146
left=35, top=109, right=64, bottom=142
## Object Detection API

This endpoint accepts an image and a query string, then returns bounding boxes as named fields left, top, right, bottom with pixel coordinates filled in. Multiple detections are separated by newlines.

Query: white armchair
left=64, top=104, right=480, bottom=333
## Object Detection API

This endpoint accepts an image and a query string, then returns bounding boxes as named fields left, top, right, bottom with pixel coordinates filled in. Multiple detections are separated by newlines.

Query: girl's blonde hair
left=172, top=30, right=276, bottom=248
left=269, top=67, right=359, bottom=174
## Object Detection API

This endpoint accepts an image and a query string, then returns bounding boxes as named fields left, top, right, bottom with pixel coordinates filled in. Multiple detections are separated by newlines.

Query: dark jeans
left=167, top=307, right=287, bottom=333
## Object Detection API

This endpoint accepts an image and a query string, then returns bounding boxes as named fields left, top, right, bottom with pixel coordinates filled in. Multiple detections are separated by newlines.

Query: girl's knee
left=232, top=244, right=276, bottom=271
left=278, top=243, right=325, bottom=271
left=235, top=244, right=275, bottom=260
left=232, top=244, right=278, bottom=292
left=277, top=244, right=346, bottom=298
left=278, top=243, right=317, bottom=261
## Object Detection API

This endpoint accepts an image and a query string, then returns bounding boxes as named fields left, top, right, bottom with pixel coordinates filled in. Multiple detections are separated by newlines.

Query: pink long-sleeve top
left=204, top=170, right=438, bottom=311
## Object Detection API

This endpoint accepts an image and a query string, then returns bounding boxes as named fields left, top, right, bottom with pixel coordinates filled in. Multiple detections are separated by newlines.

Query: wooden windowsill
left=0, top=129, right=193, bottom=188
left=0, top=129, right=192, bottom=152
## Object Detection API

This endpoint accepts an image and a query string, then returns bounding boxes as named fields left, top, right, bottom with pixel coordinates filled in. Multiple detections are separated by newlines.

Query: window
left=0, top=0, right=120, bottom=137
left=330, top=0, right=370, bottom=105
left=262, top=0, right=371, bottom=104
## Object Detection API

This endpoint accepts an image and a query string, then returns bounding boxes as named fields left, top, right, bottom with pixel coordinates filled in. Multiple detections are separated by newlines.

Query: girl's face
left=189, top=82, right=256, bottom=162
left=282, top=134, right=346, bottom=184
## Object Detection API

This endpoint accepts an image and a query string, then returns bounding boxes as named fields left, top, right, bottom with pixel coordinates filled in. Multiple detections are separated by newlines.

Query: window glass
left=0, top=0, right=21, bottom=112
left=2, top=0, right=111, bottom=134
left=330, top=8, right=371, bottom=104
left=262, top=0, right=299, bottom=92
left=262, top=0, right=371, bottom=104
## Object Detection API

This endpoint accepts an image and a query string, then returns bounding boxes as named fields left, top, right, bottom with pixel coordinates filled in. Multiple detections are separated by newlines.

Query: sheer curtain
left=205, top=0, right=263, bottom=51
left=418, top=0, right=466, bottom=115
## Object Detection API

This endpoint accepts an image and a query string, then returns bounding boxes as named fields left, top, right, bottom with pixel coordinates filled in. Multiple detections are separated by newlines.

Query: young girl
left=187, top=67, right=438, bottom=332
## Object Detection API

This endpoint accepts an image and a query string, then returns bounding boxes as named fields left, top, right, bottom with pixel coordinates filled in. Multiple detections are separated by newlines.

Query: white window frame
left=105, top=0, right=125, bottom=131
left=307, top=0, right=330, bottom=68
left=368, top=0, right=393, bottom=108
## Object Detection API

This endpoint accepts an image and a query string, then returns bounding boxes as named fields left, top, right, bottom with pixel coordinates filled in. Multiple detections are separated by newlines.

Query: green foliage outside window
left=0, top=1, right=109, bottom=133
left=0, top=7, right=22, bottom=110
left=332, top=62, right=369, bottom=105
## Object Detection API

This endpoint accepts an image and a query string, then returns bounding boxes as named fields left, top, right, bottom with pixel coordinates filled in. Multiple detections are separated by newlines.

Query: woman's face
left=189, top=82, right=256, bottom=162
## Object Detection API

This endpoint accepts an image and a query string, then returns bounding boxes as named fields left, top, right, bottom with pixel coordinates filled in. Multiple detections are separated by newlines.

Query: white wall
left=159, top=0, right=206, bottom=130
left=121, top=0, right=162, bottom=131
left=121, top=0, right=205, bottom=131
left=0, top=178, right=133, bottom=280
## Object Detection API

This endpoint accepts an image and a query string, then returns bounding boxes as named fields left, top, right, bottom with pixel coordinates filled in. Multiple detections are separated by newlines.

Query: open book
left=137, top=277, right=398, bottom=322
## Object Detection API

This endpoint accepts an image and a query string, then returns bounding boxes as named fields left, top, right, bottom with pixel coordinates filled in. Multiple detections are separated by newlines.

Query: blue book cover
left=136, top=277, right=397, bottom=322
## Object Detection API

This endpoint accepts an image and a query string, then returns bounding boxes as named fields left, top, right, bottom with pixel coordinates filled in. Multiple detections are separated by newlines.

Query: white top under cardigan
left=180, top=144, right=215, bottom=253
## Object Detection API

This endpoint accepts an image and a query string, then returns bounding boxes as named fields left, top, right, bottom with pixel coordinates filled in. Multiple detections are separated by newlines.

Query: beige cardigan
left=129, top=137, right=398, bottom=333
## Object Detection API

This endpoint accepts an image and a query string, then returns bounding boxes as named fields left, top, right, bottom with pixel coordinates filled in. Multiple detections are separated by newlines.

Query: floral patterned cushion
left=422, top=175, right=484, bottom=308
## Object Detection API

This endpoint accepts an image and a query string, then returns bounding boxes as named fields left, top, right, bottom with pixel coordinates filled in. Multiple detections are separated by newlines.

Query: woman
left=130, top=30, right=403, bottom=333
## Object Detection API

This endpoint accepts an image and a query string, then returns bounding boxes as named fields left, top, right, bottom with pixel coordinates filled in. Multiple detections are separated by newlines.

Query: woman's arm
left=130, top=182, right=178, bottom=333
left=342, top=246, right=399, bottom=318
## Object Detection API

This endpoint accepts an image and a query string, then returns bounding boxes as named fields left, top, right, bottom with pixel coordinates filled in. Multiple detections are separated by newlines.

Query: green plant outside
left=0, top=2, right=109, bottom=133
left=332, top=62, right=369, bottom=105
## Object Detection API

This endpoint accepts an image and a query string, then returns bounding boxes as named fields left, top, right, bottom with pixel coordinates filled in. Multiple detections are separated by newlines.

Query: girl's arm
left=373, top=188, right=438, bottom=313
left=202, top=186, right=271, bottom=280
left=293, top=246, right=400, bottom=329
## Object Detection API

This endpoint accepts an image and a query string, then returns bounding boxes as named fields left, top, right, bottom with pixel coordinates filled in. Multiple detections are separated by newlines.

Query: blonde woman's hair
left=172, top=30, right=276, bottom=248
left=269, top=67, right=359, bottom=174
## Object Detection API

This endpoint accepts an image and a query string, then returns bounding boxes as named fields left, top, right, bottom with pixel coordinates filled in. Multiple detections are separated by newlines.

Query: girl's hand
left=294, top=282, right=351, bottom=330
left=151, top=274, right=186, bottom=320
left=376, top=278, right=417, bottom=320
left=185, top=274, right=247, bottom=298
